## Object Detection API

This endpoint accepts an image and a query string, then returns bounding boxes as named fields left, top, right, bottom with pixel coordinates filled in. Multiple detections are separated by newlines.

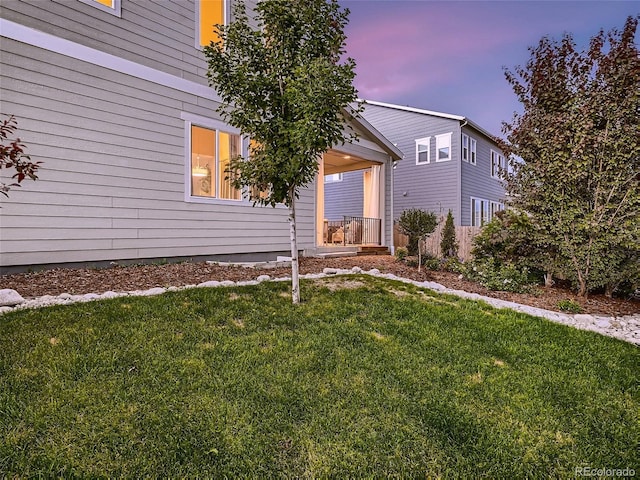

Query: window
left=470, top=138, right=477, bottom=165
left=198, top=0, right=226, bottom=47
left=491, top=150, right=505, bottom=178
left=435, top=133, right=452, bottom=162
left=324, top=173, right=343, bottom=183
left=470, top=197, right=490, bottom=226
left=471, top=197, right=504, bottom=226
left=79, top=0, right=121, bottom=16
left=490, top=201, right=504, bottom=219
left=415, top=137, right=430, bottom=165
left=190, top=124, right=242, bottom=201
left=462, top=134, right=469, bottom=162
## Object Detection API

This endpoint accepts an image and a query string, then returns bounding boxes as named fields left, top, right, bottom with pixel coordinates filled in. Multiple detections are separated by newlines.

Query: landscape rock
left=256, top=275, right=271, bottom=282
left=0, top=289, right=25, bottom=307
left=198, top=281, right=220, bottom=288
left=351, top=266, right=362, bottom=273
left=323, top=268, right=338, bottom=275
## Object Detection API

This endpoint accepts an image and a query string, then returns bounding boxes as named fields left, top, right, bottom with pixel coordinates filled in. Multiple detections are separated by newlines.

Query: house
left=325, top=100, right=506, bottom=229
left=0, top=0, right=401, bottom=274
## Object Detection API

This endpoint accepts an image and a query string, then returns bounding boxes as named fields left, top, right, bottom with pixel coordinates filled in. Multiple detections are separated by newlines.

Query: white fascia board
left=361, top=99, right=465, bottom=121
left=0, top=18, right=222, bottom=103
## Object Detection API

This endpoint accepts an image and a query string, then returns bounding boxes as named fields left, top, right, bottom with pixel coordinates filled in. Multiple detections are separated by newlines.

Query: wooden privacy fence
left=393, top=223, right=481, bottom=261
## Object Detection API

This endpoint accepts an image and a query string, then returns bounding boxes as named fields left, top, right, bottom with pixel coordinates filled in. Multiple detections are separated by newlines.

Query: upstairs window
left=462, top=134, right=469, bottom=162
left=198, top=0, right=226, bottom=47
left=190, top=124, right=242, bottom=201
left=491, top=150, right=505, bottom=178
left=470, top=138, right=477, bottom=165
left=79, top=0, right=121, bottom=16
left=435, top=133, right=452, bottom=162
left=415, top=137, right=430, bottom=165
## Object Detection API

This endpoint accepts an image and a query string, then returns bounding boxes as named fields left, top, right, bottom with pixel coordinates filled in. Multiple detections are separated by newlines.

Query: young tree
left=440, top=210, right=458, bottom=259
left=397, top=209, right=437, bottom=272
left=502, top=16, right=639, bottom=296
left=0, top=115, right=40, bottom=199
left=204, top=0, right=360, bottom=304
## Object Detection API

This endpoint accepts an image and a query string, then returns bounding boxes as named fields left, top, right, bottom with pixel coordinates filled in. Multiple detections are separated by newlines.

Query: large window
left=462, top=134, right=469, bottom=162
left=190, top=124, right=242, bottom=201
left=79, top=0, right=121, bottom=16
left=471, top=197, right=504, bottom=226
left=435, top=133, right=452, bottom=162
left=324, top=173, right=343, bottom=183
left=491, top=150, right=505, bottom=178
left=415, top=137, right=430, bottom=165
left=198, top=0, right=226, bottom=47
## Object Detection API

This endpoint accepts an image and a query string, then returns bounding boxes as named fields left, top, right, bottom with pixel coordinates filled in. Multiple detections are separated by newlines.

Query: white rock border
left=1, top=268, right=638, bottom=346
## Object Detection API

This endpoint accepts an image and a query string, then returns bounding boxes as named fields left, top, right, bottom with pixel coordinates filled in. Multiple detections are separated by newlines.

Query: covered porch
left=315, top=149, right=387, bottom=249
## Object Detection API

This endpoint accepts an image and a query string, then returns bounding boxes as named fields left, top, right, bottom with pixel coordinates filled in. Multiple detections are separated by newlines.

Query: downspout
left=458, top=119, right=468, bottom=226
left=390, top=155, right=395, bottom=254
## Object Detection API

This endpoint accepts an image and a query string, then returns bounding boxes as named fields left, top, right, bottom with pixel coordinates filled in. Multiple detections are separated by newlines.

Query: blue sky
left=341, top=1, right=638, bottom=137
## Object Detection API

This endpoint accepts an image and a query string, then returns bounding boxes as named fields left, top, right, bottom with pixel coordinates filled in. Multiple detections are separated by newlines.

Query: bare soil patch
left=1, top=256, right=638, bottom=316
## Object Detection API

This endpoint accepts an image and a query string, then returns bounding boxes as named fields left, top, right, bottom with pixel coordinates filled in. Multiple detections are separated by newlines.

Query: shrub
left=466, top=258, right=535, bottom=293
left=440, top=210, right=458, bottom=258
left=441, top=257, right=465, bottom=274
left=395, top=247, right=408, bottom=261
left=557, top=299, right=583, bottom=313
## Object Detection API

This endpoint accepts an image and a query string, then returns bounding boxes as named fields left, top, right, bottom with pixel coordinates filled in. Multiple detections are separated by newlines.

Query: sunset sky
left=341, top=1, right=638, bottom=137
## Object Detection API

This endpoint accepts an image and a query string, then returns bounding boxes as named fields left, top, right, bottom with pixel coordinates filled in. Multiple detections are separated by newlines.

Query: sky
left=340, top=1, right=638, bottom=137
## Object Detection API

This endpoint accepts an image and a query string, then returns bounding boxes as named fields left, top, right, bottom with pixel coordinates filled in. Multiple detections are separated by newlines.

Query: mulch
left=1, top=256, right=638, bottom=317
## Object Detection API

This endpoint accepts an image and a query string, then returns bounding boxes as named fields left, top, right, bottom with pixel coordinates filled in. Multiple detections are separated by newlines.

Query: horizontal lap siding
left=324, top=171, right=364, bottom=220
left=0, top=40, right=312, bottom=267
left=363, top=104, right=461, bottom=223
left=460, top=126, right=507, bottom=226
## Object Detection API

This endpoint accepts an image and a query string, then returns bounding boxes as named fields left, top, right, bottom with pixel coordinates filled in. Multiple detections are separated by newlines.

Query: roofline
left=361, top=99, right=499, bottom=142
left=342, top=105, right=403, bottom=161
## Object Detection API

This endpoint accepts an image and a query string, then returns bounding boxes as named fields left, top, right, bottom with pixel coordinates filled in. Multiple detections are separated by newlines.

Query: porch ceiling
left=323, top=150, right=378, bottom=175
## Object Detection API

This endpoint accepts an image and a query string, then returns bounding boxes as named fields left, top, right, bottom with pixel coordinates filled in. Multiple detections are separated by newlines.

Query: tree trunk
left=417, top=237, right=422, bottom=273
left=288, top=191, right=300, bottom=304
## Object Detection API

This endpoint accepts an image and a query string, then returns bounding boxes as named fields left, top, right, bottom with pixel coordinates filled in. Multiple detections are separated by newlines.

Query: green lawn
left=1, top=275, right=638, bottom=477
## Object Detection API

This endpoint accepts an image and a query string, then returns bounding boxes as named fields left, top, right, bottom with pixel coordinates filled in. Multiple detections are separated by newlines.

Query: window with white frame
left=435, top=133, right=452, bottom=162
left=470, top=197, right=489, bottom=226
left=490, top=201, right=504, bottom=219
left=470, top=138, right=477, bottom=165
left=197, top=0, right=227, bottom=48
left=79, top=0, right=121, bottom=16
left=415, top=137, right=430, bottom=164
left=188, top=122, right=242, bottom=201
left=462, top=134, right=469, bottom=162
left=491, top=149, right=505, bottom=178
left=324, top=173, right=343, bottom=183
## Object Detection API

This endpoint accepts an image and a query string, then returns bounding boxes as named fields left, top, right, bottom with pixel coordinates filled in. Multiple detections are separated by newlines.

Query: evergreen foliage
left=440, top=210, right=458, bottom=259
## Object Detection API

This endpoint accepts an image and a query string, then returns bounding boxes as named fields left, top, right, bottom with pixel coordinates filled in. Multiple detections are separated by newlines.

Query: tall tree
left=397, top=208, right=437, bottom=272
left=204, top=0, right=360, bottom=304
left=440, top=210, right=458, bottom=259
left=502, top=16, right=639, bottom=296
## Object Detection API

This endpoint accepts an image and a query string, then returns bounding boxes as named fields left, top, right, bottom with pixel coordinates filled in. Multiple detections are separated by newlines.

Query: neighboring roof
left=342, top=105, right=403, bottom=161
left=362, top=99, right=498, bottom=142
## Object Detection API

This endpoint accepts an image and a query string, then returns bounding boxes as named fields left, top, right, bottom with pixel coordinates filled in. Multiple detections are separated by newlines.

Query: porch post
left=379, top=162, right=386, bottom=246
left=315, top=155, right=325, bottom=246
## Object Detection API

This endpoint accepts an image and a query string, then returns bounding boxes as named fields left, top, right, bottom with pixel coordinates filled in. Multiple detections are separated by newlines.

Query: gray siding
left=324, top=170, right=364, bottom=220
left=0, top=0, right=258, bottom=89
left=362, top=103, right=461, bottom=224
left=0, top=38, right=314, bottom=268
left=459, top=126, right=506, bottom=226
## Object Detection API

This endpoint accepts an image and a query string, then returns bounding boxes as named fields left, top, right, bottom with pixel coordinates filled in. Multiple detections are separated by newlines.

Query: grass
left=1, top=275, right=638, bottom=477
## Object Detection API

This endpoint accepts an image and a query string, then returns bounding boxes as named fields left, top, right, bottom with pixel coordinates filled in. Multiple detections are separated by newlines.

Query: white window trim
left=182, top=112, right=246, bottom=205
left=490, top=149, right=505, bottom=179
left=78, top=0, right=122, bottom=17
left=490, top=201, right=504, bottom=219
left=470, top=138, right=477, bottom=165
left=324, top=173, right=343, bottom=183
left=470, top=196, right=491, bottom=227
left=415, top=137, right=430, bottom=165
left=462, top=133, right=469, bottom=162
left=196, top=0, right=228, bottom=50
left=435, top=132, right=453, bottom=162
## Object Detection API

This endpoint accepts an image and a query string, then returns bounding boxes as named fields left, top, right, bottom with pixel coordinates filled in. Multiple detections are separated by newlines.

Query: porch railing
left=324, top=216, right=381, bottom=246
